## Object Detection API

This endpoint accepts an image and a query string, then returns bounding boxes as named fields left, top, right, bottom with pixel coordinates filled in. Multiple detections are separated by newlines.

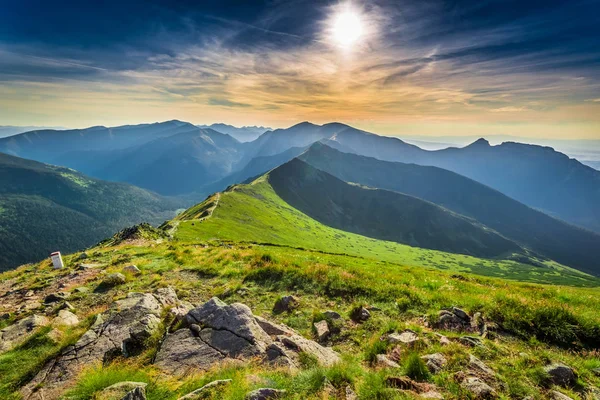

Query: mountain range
left=197, top=123, right=270, bottom=142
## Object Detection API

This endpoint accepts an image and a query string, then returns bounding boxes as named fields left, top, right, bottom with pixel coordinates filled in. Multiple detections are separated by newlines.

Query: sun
left=332, top=10, right=364, bottom=48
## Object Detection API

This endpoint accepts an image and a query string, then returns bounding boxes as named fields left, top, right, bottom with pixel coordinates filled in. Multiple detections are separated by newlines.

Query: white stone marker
left=50, top=251, right=64, bottom=269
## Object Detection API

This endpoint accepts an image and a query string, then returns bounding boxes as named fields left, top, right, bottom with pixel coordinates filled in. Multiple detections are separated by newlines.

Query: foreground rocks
left=155, top=297, right=340, bottom=376
left=21, top=289, right=180, bottom=399
left=0, top=314, right=49, bottom=353
left=101, top=381, right=147, bottom=400
left=544, top=363, right=576, bottom=387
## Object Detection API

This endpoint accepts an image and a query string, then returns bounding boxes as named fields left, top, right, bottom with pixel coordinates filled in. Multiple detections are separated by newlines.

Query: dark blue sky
left=1, top=0, right=599, bottom=138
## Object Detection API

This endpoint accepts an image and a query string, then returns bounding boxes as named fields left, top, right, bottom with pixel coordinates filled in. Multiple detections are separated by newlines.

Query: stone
left=550, top=391, right=574, bottom=400
left=544, top=363, right=576, bottom=387
left=314, top=320, right=330, bottom=342
left=452, top=307, right=471, bottom=322
left=77, top=252, right=89, bottom=260
left=437, top=334, right=451, bottom=346
left=388, top=330, right=419, bottom=347
left=52, top=310, right=79, bottom=327
left=168, top=302, right=194, bottom=323
left=177, top=379, right=232, bottom=399
left=469, top=355, right=495, bottom=378
left=376, top=354, right=400, bottom=368
left=74, top=287, right=90, bottom=293
left=255, top=316, right=295, bottom=336
left=0, top=313, right=10, bottom=320
left=437, top=311, right=465, bottom=331
left=100, top=382, right=147, bottom=400
left=245, top=388, right=286, bottom=400
left=102, top=273, right=126, bottom=286
left=421, top=391, right=444, bottom=399
left=154, top=287, right=179, bottom=307
left=352, top=306, right=371, bottom=322
left=345, top=386, right=358, bottom=400
left=273, top=295, right=299, bottom=313
left=0, top=314, right=49, bottom=352
left=421, top=353, right=447, bottom=374
left=44, top=292, right=70, bottom=304
left=47, top=328, right=63, bottom=343
left=60, top=301, right=76, bottom=311
left=22, top=292, right=168, bottom=398
left=271, top=333, right=340, bottom=368
left=461, top=377, right=497, bottom=399
left=459, top=336, right=483, bottom=347
left=123, top=265, right=141, bottom=275
left=323, top=310, right=342, bottom=320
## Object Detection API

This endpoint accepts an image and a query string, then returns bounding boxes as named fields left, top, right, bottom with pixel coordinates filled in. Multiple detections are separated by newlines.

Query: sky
left=1, top=0, right=600, bottom=139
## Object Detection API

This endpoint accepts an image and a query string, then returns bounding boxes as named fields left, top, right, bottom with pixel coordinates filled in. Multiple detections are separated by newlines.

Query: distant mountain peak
left=468, top=138, right=491, bottom=147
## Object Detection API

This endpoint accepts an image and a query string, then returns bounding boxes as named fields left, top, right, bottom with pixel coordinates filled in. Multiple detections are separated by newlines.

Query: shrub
left=403, top=353, right=430, bottom=381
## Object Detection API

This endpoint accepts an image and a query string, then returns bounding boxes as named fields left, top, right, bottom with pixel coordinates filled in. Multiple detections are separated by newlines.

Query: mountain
left=0, top=152, right=183, bottom=271
left=0, top=126, right=65, bottom=139
left=198, top=123, right=270, bottom=142
left=268, top=158, right=522, bottom=258
left=300, top=143, right=600, bottom=276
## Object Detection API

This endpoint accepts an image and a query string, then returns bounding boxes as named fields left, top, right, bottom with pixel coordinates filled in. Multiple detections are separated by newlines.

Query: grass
left=174, top=177, right=597, bottom=286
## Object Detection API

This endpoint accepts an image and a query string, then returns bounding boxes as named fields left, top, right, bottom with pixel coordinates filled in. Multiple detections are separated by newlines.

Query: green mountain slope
left=0, top=152, right=183, bottom=271
left=268, top=159, right=521, bottom=259
left=300, top=143, right=600, bottom=276
left=174, top=165, right=593, bottom=285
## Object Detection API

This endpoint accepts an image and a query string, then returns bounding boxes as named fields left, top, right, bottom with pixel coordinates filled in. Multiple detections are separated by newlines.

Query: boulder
left=157, top=298, right=339, bottom=375
left=461, top=377, right=497, bottom=399
left=102, top=273, right=127, bottom=287
left=452, top=307, right=470, bottom=322
left=100, top=382, right=147, bottom=400
left=388, top=330, right=419, bottom=347
left=178, top=379, right=232, bottom=399
left=123, top=265, right=141, bottom=275
left=459, top=336, right=483, bottom=347
left=544, top=363, right=576, bottom=387
left=550, top=391, right=574, bottom=400
left=44, top=292, right=70, bottom=304
left=22, top=292, right=169, bottom=398
left=77, top=252, right=88, bottom=260
left=245, top=388, right=286, bottom=400
left=273, top=295, right=299, bottom=313
left=469, top=355, right=495, bottom=378
left=0, top=314, right=49, bottom=352
left=52, top=310, right=79, bottom=327
left=323, top=310, right=343, bottom=320
left=314, top=320, right=330, bottom=342
left=421, top=391, right=444, bottom=399
left=376, top=354, right=400, bottom=369
left=351, top=306, right=371, bottom=322
left=421, top=353, right=447, bottom=374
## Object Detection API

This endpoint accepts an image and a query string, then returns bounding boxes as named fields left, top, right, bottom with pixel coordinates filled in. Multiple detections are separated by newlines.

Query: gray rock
left=22, top=292, right=168, bottom=397
left=344, top=386, right=358, bottom=400
left=245, top=388, right=286, bottom=400
left=314, top=320, right=330, bottom=342
left=376, top=354, right=400, bottom=368
left=452, top=307, right=470, bottom=322
left=461, top=377, right=497, bottom=399
left=44, top=292, right=70, bottom=304
left=469, top=355, right=495, bottom=378
left=275, top=334, right=340, bottom=367
left=459, top=336, right=483, bottom=347
left=60, top=301, right=76, bottom=311
left=77, top=252, right=88, bottom=261
left=254, top=316, right=295, bottom=336
left=154, top=287, right=179, bottom=307
left=437, top=311, right=466, bottom=331
left=52, top=310, right=79, bottom=327
left=550, top=391, right=574, bottom=400
left=123, top=265, right=141, bottom=275
left=353, top=307, right=371, bottom=322
left=177, top=379, right=232, bottom=399
left=273, top=295, right=299, bottom=313
left=323, top=310, right=342, bottom=320
left=0, top=314, right=49, bottom=352
left=421, top=391, right=444, bottom=399
left=100, top=381, right=147, bottom=400
left=421, top=353, right=447, bottom=374
left=388, top=330, right=419, bottom=347
left=103, top=273, right=127, bottom=286
left=544, top=363, right=576, bottom=387
left=74, top=287, right=90, bottom=293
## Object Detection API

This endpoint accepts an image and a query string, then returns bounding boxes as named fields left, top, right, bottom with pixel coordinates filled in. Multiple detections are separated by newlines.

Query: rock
left=323, top=310, right=342, bottom=320
left=421, top=353, right=447, bottom=374
left=245, top=388, right=286, bottom=400
left=452, top=307, right=471, bottom=322
left=102, top=273, right=127, bottom=287
left=385, top=376, right=432, bottom=392
left=22, top=292, right=168, bottom=397
left=471, top=312, right=486, bottom=335
left=60, top=301, right=76, bottom=311
left=0, top=314, right=49, bottom=352
left=461, top=377, right=497, bottom=399
left=168, top=302, right=194, bottom=323
left=178, top=379, right=232, bottom=399
left=352, top=306, right=371, bottom=322
left=376, top=354, right=400, bottom=368
left=388, top=330, right=419, bottom=347
left=47, top=328, right=63, bottom=343
left=421, top=391, right=444, bottom=399
left=74, top=287, right=90, bottom=293
left=550, top=391, right=574, bottom=400
left=459, top=336, right=483, bottom=347
left=100, top=382, right=147, bottom=400
left=52, top=310, right=79, bottom=327
left=344, top=386, right=358, bottom=400
left=154, top=287, right=179, bottom=307
left=123, top=265, right=141, bottom=275
left=314, top=320, right=330, bottom=342
left=469, top=355, right=495, bottom=378
left=0, top=312, right=10, bottom=320
left=157, top=298, right=340, bottom=376
left=77, top=252, right=88, bottom=261
left=437, top=311, right=465, bottom=331
left=436, top=334, right=451, bottom=346
left=44, top=292, right=70, bottom=304
left=544, top=363, right=576, bottom=387
left=273, top=295, right=299, bottom=313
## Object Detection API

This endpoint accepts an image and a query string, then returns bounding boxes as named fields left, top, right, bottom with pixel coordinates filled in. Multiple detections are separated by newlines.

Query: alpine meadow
left=1, top=1, right=600, bottom=400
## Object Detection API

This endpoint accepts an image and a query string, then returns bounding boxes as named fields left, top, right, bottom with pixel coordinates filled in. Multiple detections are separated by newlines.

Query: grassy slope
left=174, top=176, right=595, bottom=286
left=1, top=240, right=600, bottom=399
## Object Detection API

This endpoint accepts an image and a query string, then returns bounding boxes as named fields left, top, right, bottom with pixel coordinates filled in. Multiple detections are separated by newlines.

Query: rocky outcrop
left=155, top=297, right=340, bottom=376
left=461, top=377, right=497, bottom=399
left=421, top=353, right=447, bottom=374
left=52, top=310, right=79, bottom=327
left=21, top=290, right=177, bottom=399
left=314, top=320, right=330, bottom=342
left=0, top=314, right=49, bottom=353
left=387, top=330, right=419, bottom=347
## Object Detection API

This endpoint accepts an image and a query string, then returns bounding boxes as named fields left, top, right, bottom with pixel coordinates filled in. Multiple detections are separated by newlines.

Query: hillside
left=199, top=123, right=270, bottom=142
left=300, top=143, right=600, bottom=276
left=0, top=152, right=182, bottom=271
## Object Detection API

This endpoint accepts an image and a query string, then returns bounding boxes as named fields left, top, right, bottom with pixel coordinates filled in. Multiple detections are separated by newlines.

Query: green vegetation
left=175, top=175, right=596, bottom=286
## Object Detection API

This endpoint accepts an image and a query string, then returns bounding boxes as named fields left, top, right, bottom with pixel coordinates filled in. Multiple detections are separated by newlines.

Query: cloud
left=208, top=97, right=251, bottom=108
